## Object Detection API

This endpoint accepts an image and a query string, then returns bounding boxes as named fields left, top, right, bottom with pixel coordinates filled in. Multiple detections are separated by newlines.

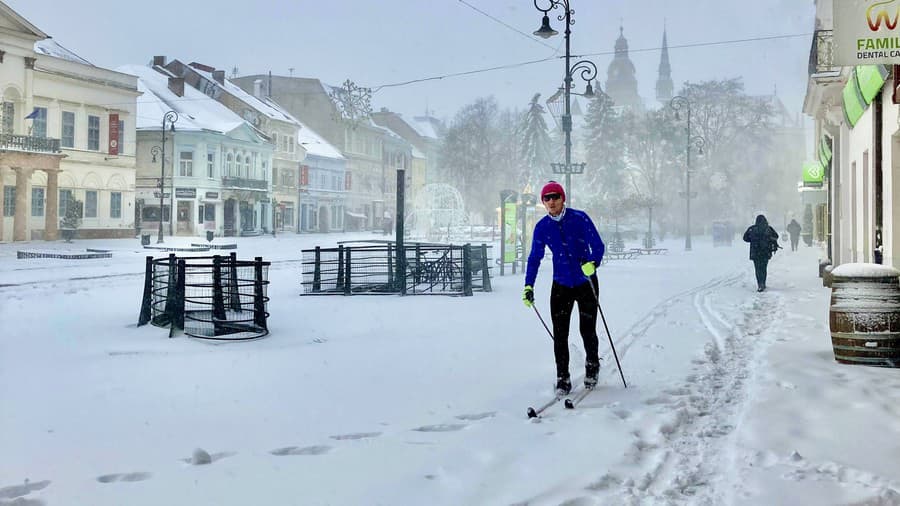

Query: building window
left=235, top=154, right=243, bottom=177
left=242, top=154, right=250, bottom=178
left=88, top=115, right=100, bottom=150
left=262, top=160, right=268, bottom=181
left=226, top=153, right=234, bottom=176
left=3, top=186, right=15, bottom=216
left=284, top=205, right=294, bottom=226
left=31, top=187, right=44, bottom=216
left=84, top=190, right=98, bottom=218
left=110, top=192, right=122, bottom=218
left=207, top=152, right=215, bottom=178
left=118, top=120, right=125, bottom=155
left=179, top=151, right=193, bottom=176
left=282, top=169, right=292, bottom=187
left=59, top=189, right=73, bottom=218
left=271, top=132, right=278, bottom=150
left=1, top=102, right=14, bottom=134
left=61, top=111, right=75, bottom=148
left=31, top=107, right=48, bottom=138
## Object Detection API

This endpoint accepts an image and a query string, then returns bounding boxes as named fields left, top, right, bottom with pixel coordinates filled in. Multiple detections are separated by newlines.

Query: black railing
left=300, top=243, right=493, bottom=296
left=0, top=133, right=61, bottom=153
left=222, top=176, right=268, bottom=190
left=809, top=30, right=836, bottom=76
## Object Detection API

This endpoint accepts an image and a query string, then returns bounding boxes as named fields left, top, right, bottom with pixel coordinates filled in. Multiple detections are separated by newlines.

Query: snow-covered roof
left=409, top=116, right=440, bottom=139
left=296, top=119, right=344, bottom=160
left=411, top=146, right=426, bottom=158
left=117, top=64, right=246, bottom=134
left=191, top=67, right=298, bottom=125
left=34, top=39, right=92, bottom=66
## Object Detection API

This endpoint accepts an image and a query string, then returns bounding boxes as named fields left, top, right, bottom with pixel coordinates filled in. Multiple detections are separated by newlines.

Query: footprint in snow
left=0, top=480, right=51, bottom=500
left=455, top=411, right=496, bottom=421
left=178, top=448, right=236, bottom=465
left=270, top=445, right=332, bottom=456
left=329, top=432, right=382, bottom=441
left=96, top=472, right=151, bottom=483
left=412, top=423, right=467, bottom=432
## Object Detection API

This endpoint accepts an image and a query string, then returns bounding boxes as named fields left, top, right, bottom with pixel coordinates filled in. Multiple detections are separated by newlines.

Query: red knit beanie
left=541, top=181, right=566, bottom=202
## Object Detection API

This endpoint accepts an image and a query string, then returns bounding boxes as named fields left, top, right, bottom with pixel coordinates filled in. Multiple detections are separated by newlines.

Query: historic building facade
left=0, top=3, right=139, bottom=242
left=121, top=64, right=272, bottom=238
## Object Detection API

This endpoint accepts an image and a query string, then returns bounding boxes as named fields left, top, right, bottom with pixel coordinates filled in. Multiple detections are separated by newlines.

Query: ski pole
left=532, top=305, right=554, bottom=341
left=588, top=278, right=627, bottom=388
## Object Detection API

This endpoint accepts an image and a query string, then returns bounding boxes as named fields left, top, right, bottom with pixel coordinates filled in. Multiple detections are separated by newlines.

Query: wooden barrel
left=829, top=263, right=900, bottom=368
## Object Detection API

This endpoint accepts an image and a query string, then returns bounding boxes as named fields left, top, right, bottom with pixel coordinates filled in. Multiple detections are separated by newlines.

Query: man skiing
left=522, top=181, right=605, bottom=395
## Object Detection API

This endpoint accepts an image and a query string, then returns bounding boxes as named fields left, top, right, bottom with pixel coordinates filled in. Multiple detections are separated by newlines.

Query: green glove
left=522, top=285, right=534, bottom=308
left=581, top=261, right=596, bottom=277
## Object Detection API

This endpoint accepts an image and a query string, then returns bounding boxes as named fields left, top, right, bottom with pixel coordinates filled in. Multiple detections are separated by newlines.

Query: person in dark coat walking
left=743, top=214, right=779, bottom=292
left=522, top=181, right=605, bottom=395
left=786, top=218, right=802, bottom=251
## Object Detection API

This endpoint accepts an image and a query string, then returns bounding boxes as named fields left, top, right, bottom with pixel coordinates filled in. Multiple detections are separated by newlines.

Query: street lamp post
left=669, top=96, right=704, bottom=251
left=150, top=110, right=178, bottom=244
left=533, top=0, right=597, bottom=205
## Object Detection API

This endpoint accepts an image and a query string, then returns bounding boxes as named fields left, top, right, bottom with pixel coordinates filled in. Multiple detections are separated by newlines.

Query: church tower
left=604, top=25, right=642, bottom=110
left=656, top=26, right=674, bottom=105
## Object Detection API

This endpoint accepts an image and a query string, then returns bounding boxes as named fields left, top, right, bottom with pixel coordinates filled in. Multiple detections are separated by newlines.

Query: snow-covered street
left=1, top=234, right=899, bottom=505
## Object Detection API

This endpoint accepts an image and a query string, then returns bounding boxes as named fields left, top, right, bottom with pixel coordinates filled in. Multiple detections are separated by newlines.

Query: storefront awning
left=856, top=64, right=888, bottom=104
left=818, top=136, right=832, bottom=179
left=842, top=65, right=888, bottom=128
left=802, top=161, right=824, bottom=187
left=843, top=68, right=866, bottom=127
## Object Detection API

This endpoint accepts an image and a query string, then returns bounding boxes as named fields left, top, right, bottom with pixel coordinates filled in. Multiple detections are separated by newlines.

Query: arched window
left=235, top=154, right=243, bottom=177
left=226, top=153, right=234, bottom=176
left=242, top=153, right=249, bottom=178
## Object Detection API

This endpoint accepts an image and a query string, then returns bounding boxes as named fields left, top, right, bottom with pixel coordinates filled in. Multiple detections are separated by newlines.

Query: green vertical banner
left=504, top=202, right=517, bottom=263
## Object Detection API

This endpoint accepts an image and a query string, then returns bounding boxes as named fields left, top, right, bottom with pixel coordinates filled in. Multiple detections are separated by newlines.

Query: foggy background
left=8, top=0, right=814, bottom=122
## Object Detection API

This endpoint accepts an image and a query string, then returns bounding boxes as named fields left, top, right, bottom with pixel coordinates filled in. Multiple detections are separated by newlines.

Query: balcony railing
left=222, top=176, right=268, bottom=190
left=809, top=30, right=837, bottom=76
left=0, top=133, right=62, bottom=153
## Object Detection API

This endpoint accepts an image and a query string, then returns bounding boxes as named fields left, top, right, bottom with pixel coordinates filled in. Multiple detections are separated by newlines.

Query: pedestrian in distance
left=787, top=218, right=802, bottom=251
left=743, top=214, right=780, bottom=292
left=522, top=181, right=606, bottom=395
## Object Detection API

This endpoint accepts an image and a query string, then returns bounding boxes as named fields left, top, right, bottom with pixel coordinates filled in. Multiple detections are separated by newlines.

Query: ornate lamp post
left=533, top=0, right=597, bottom=205
left=149, top=110, right=178, bottom=243
left=669, top=96, right=705, bottom=251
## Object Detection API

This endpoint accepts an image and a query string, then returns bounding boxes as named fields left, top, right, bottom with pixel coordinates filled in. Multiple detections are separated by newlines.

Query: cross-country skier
left=522, top=181, right=606, bottom=395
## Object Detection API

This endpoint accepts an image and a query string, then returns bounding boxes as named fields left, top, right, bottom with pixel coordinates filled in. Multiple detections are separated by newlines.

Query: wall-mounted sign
left=108, top=113, right=119, bottom=155
left=175, top=187, right=196, bottom=198
left=835, top=0, right=900, bottom=65
left=205, top=192, right=219, bottom=199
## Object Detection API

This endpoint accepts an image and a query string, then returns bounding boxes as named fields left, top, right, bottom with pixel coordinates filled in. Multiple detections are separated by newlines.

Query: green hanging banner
left=843, top=68, right=866, bottom=127
left=803, top=161, right=825, bottom=187
left=855, top=65, right=888, bottom=105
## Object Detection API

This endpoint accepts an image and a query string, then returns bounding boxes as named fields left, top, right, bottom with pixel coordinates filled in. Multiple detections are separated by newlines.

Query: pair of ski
left=526, top=383, right=595, bottom=418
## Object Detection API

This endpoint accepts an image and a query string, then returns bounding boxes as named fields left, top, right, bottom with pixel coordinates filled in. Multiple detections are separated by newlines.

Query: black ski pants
left=753, top=258, right=769, bottom=288
left=550, top=276, right=600, bottom=379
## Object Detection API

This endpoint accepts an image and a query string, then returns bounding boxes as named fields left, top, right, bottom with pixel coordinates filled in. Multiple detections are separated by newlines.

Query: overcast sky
left=9, top=0, right=815, bottom=124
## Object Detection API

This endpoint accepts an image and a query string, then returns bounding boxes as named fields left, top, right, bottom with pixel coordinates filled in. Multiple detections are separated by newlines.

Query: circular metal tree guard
left=138, top=253, right=270, bottom=341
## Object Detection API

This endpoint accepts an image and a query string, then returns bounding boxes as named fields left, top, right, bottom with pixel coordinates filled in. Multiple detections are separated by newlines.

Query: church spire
left=656, top=24, right=674, bottom=105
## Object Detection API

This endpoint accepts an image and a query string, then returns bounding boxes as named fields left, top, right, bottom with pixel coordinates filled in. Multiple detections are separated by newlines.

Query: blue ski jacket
left=525, top=207, right=605, bottom=288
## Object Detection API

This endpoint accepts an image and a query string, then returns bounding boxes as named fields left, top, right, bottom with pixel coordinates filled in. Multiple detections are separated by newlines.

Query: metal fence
left=138, top=253, right=270, bottom=340
left=300, top=242, right=492, bottom=296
